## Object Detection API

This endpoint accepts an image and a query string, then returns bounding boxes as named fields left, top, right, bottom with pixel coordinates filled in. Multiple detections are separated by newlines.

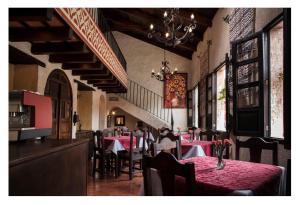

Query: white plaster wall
left=9, top=42, right=105, bottom=138
left=91, top=91, right=101, bottom=130
left=99, top=94, right=107, bottom=129
left=255, top=8, right=283, bottom=31
left=191, top=8, right=232, bottom=89
left=107, top=94, right=169, bottom=129
left=112, top=31, right=190, bottom=129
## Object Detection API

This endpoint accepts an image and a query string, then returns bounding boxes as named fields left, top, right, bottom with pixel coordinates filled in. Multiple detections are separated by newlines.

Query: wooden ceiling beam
left=62, top=62, right=104, bottom=70
left=104, top=88, right=127, bottom=93
left=9, top=45, right=46, bottom=67
left=31, top=42, right=88, bottom=54
left=9, top=27, right=75, bottom=42
left=49, top=53, right=97, bottom=63
left=72, top=69, right=108, bottom=76
left=88, top=78, right=117, bottom=84
left=107, top=18, right=198, bottom=52
left=9, top=8, right=54, bottom=21
left=80, top=74, right=113, bottom=80
left=118, top=30, right=193, bottom=59
left=139, top=8, right=212, bottom=27
left=97, top=84, right=121, bottom=88
left=86, top=75, right=118, bottom=84
left=112, top=8, right=203, bottom=43
left=95, top=83, right=119, bottom=87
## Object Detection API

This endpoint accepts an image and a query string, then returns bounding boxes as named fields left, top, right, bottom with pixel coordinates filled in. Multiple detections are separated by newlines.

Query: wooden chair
left=194, top=128, right=202, bottom=140
left=92, top=130, right=118, bottom=177
left=122, top=131, right=130, bottom=136
left=236, top=137, right=278, bottom=165
left=153, top=132, right=182, bottom=160
left=143, top=151, right=196, bottom=196
left=200, top=130, right=216, bottom=141
left=117, top=131, right=145, bottom=180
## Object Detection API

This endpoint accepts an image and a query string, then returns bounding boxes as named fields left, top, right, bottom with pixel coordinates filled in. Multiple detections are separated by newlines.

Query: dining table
left=103, top=136, right=148, bottom=155
left=175, top=133, right=213, bottom=159
left=141, top=156, right=285, bottom=196
left=177, top=156, right=285, bottom=195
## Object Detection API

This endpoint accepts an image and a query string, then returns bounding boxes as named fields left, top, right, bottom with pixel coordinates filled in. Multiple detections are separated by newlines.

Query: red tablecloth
left=104, top=136, right=135, bottom=150
left=181, top=140, right=212, bottom=156
left=181, top=134, right=192, bottom=140
left=179, top=156, right=282, bottom=195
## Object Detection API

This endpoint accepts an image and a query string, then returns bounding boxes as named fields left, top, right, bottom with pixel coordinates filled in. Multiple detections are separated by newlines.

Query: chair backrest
left=102, top=128, right=113, bottom=137
left=129, top=130, right=146, bottom=155
left=154, top=132, right=182, bottom=160
left=122, top=131, right=130, bottom=136
left=194, top=128, right=202, bottom=140
left=200, top=130, right=216, bottom=141
left=94, top=130, right=104, bottom=155
left=236, top=137, right=278, bottom=165
left=143, top=152, right=195, bottom=196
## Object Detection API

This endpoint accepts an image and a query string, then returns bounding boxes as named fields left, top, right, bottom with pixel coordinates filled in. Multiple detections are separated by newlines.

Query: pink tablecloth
left=181, top=140, right=212, bottom=156
left=179, top=156, right=282, bottom=195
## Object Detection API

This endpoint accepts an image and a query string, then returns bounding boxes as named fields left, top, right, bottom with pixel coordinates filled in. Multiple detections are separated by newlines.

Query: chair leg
left=118, top=157, right=122, bottom=176
left=129, top=159, right=133, bottom=180
left=100, top=157, right=105, bottom=175
left=114, top=156, right=119, bottom=178
left=92, top=157, right=96, bottom=177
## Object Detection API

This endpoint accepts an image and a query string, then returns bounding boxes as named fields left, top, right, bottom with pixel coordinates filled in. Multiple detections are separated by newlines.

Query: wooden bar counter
left=9, top=138, right=90, bottom=196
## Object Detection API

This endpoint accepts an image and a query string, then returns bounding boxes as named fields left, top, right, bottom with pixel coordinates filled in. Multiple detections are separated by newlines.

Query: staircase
left=109, top=80, right=172, bottom=129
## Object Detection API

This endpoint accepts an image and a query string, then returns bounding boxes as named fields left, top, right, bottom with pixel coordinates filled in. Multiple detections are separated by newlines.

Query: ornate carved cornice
left=55, top=8, right=128, bottom=88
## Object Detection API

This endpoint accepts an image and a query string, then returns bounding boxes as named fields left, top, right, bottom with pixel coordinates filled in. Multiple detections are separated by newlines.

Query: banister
left=116, top=79, right=170, bottom=123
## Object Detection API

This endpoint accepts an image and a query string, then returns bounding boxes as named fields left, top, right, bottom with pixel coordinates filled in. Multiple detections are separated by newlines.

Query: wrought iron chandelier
left=151, top=49, right=177, bottom=81
left=148, top=8, right=197, bottom=47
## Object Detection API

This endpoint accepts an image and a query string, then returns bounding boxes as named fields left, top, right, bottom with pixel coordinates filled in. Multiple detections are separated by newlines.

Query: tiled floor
left=87, top=165, right=143, bottom=196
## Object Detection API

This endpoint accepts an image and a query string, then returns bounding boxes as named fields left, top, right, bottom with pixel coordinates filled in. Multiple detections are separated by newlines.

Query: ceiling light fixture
left=148, top=8, right=197, bottom=47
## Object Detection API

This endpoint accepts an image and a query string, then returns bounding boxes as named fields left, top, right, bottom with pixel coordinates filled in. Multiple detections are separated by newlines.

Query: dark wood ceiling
left=9, top=8, right=126, bottom=93
left=101, top=8, right=218, bottom=59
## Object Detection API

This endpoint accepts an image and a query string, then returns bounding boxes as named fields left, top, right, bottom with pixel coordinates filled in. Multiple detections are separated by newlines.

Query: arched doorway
left=44, top=69, right=73, bottom=139
left=99, top=95, right=106, bottom=129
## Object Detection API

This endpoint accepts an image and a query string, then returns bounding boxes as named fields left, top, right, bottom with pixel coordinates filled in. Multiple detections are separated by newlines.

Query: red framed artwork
left=164, top=73, right=187, bottom=108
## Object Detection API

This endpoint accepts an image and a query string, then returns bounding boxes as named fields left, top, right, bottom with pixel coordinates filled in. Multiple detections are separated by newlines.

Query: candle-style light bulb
left=165, top=32, right=170, bottom=38
left=188, top=27, right=193, bottom=33
left=174, top=67, right=178, bottom=72
left=150, top=24, right=154, bottom=30
left=157, top=72, right=160, bottom=75
left=164, top=11, right=168, bottom=17
left=152, top=69, right=155, bottom=73
left=190, top=13, right=195, bottom=20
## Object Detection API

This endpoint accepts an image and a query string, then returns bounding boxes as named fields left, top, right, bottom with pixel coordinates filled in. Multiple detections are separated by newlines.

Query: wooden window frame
left=231, top=10, right=290, bottom=148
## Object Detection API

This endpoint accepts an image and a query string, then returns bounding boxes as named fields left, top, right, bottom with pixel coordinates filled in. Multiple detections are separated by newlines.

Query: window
left=231, top=10, right=290, bottom=143
left=216, top=65, right=226, bottom=131
left=187, top=85, right=199, bottom=128
left=193, top=85, right=199, bottom=127
left=205, top=59, right=228, bottom=131
left=206, top=74, right=213, bottom=129
left=199, top=79, right=206, bottom=129
left=269, top=20, right=284, bottom=138
left=187, top=90, right=193, bottom=127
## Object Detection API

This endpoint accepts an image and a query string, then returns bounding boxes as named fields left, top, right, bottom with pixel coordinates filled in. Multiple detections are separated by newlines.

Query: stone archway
left=44, top=69, right=73, bottom=139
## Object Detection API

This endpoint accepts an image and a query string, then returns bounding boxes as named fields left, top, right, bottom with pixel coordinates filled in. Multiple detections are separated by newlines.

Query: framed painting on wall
left=164, top=73, right=187, bottom=108
left=114, top=115, right=125, bottom=126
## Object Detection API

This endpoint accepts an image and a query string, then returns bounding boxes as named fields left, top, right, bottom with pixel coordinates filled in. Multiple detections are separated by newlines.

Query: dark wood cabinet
left=76, top=130, right=94, bottom=159
left=9, top=138, right=89, bottom=196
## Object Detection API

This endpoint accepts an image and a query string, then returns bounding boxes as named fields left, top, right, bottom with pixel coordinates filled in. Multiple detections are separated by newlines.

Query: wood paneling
left=9, top=139, right=89, bottom=196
